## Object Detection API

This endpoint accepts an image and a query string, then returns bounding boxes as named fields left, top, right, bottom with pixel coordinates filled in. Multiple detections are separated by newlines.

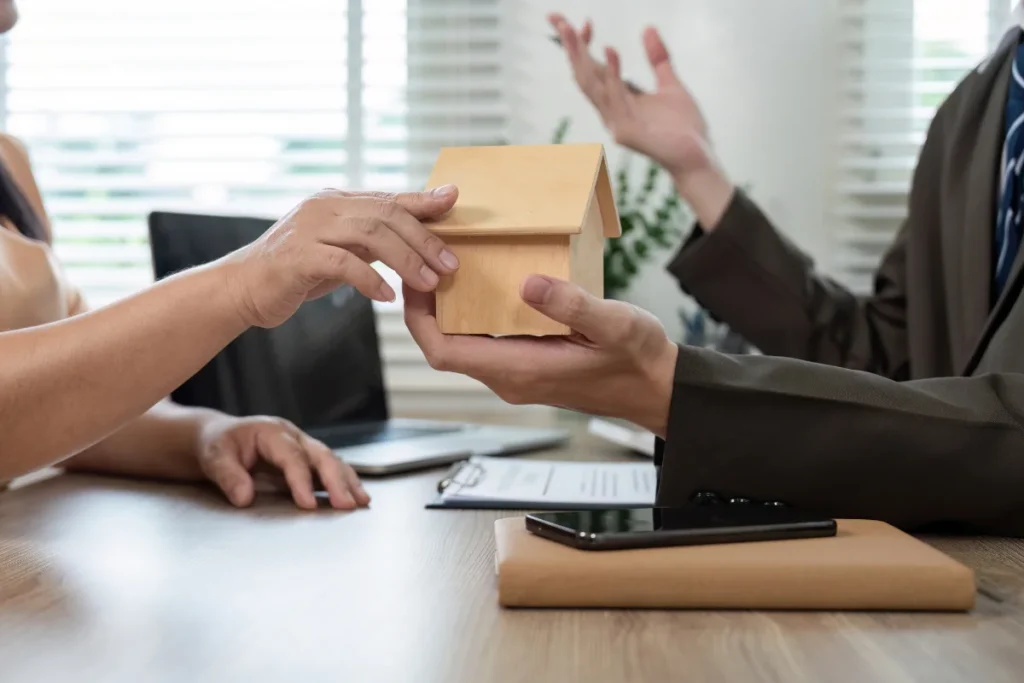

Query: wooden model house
left=424, top=143, right=620, bottom=336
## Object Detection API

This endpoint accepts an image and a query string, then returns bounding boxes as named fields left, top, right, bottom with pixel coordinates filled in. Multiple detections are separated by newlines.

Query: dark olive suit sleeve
left=654, top=348, right=1024, bottom=535
left=645, top=36, right=1024, bottom=534
left=666, top=106, right=953, bottom=381
left=668, top=190, right=911, bottom=379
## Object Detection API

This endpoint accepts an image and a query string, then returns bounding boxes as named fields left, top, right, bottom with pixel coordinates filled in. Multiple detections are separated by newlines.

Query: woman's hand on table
left=197, top=415, right=371, bottom=511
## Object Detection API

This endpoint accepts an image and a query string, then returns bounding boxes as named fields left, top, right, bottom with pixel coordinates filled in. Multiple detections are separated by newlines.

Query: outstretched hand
left=223, top=187, right=461, bottom=329
left=548, top=13, right=713, bottom=179
left=404, top=275, right=678, bottom=437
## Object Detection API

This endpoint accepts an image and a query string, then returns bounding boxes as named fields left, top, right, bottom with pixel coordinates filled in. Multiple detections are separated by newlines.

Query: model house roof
left=424, top=143, right=621, bottom=238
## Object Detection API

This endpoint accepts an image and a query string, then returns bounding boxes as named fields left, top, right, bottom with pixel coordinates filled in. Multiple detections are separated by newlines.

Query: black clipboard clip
left=436, top=459, right=486, bottom=494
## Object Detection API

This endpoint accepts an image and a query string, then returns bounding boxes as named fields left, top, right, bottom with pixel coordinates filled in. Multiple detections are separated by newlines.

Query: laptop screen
left=148, top=211, right=389, bottom=428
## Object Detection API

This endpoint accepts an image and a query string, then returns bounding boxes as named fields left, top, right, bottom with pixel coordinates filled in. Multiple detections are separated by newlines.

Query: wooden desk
left=1, top=415, right=1024, bottom=683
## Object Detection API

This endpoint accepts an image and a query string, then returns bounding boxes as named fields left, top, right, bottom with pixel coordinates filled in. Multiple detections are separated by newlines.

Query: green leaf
left=659, top=194, right=677, bottom=213
left=604, top=247, right=631, bottom=297
left=551, top=117, right=571, bottom=144
left=606, top=274, right=628, bottom=298
left=632, top=212, right=652, bottom=234
left=644, top=220, right=673, bottom=248
left=619, top=212, right=639, bottom=236
left=616, top=165, right=630, bottom=205
left=606, top=244, right=622, bottom=264
left=635, top=160, right=660, bottom=205
left=637, top=185, right=655, bottom=207
left=622, top=253, right=639, bottom=276
left=634, top=240, right=650, bottom=259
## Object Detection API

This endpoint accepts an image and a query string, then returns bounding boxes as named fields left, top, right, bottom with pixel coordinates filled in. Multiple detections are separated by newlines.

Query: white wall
left=506, top=0, right=839, bottom=341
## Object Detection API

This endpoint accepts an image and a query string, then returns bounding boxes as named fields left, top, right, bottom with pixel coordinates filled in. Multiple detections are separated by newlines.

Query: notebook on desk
left=427, top=456, right=657, bottom=510
left=495, top=517, right=977, bottom=611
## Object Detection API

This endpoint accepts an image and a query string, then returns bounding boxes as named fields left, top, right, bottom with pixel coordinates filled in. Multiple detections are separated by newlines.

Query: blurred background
left=0, top=0, right=1010, bottom=413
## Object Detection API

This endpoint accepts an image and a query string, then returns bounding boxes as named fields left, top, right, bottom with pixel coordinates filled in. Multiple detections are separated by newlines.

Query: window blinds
left=835, top=0, right=1013, bottom=293
left=0, top=0, right=511, bottom=411
left=0, top=0, right=506, bottom=308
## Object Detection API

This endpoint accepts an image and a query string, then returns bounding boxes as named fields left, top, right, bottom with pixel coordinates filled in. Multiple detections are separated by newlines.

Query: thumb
left=520, top=275, right=631, bottom=346
left=642, top=27, right=680, bottom=90
left=394, top=184, right=459, bottom=220
left=202, top=440, right=256, bottom=507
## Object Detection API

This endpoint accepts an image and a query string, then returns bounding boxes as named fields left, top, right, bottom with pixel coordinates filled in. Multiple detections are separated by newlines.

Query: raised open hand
left=549, top=13, right=713, bottom=178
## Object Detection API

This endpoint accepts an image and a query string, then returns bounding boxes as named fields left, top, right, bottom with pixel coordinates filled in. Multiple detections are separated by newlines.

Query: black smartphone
left=525, top=506, right=837, bottom=551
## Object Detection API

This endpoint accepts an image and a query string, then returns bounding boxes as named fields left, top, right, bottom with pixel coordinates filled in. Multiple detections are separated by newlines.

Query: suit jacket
left=654, top=29, right=1024, bottom=535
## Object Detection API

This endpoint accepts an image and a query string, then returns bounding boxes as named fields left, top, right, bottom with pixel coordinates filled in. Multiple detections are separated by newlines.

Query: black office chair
left=148, top=211, right=390, bottom=429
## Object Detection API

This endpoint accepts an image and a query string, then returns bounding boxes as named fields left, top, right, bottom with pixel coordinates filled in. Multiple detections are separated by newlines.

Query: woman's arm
left=57, top=270, right=374, bottom=511
left=57, top=290, right=225, bottom=481
left=0, top=187, right=462, bottom=482
left=0, top=134, right=235, bottom=484
left=60, top=397, right=378, bottom=511
left=0, top=134, right=249, bottom=485
left=0, top=262, right=246, bottom=480
left=63, top=399, right=222, bottom=481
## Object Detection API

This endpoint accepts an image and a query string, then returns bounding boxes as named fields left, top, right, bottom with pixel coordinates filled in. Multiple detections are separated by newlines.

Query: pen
left=548, top=35, right=646, bottom=95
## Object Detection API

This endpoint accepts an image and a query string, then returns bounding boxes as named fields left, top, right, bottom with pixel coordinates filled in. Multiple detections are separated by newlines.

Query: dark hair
left=0, top=158, right=45, bottom=241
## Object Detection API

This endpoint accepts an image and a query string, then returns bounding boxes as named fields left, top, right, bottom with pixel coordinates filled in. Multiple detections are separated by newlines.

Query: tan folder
left=494, top=517, right=976, bottom=611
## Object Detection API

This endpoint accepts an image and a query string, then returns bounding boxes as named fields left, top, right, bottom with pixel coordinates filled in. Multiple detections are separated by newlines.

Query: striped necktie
left=995, top=42, right=1024, bottom=299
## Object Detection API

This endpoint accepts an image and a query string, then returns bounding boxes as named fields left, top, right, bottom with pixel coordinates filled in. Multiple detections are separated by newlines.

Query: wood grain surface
left=436, top=234, right=572, bottom=335
left=1, top=412, right=1023, bottom=683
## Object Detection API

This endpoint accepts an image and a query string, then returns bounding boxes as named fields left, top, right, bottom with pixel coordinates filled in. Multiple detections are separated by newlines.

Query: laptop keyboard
left=312, top=422, right=462, bottom=449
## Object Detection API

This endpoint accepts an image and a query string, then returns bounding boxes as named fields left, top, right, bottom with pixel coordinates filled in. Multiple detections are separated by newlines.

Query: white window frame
left=833, top=0, right=1013, bottom=293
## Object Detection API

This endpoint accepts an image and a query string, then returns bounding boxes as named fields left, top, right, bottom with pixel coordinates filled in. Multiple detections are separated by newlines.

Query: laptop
left=148, top=211, right=569, bottom=475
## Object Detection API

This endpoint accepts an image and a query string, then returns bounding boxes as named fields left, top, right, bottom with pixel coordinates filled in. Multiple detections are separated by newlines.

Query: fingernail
left=378, top=282, right=396, bottom=302
left=439, top=249, right=459, bottom=270
left=521, top=275, right=554, bottom=304
left=420, top=264, right=439, bottom=286
left=431, top=184, right=456, bottom=197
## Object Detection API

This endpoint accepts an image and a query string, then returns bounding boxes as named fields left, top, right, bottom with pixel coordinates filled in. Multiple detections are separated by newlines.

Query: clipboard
left=427, top=456, right=657, bottom=510
left=586, top=418, right=656, bottom=456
